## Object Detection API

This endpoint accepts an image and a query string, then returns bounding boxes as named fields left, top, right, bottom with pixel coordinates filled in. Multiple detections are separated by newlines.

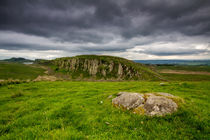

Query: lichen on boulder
left=112, top=92, right=145, bottom=110
left=112, top=92, right=179, bottom=116
left=144, top=95, right=177, bottom=116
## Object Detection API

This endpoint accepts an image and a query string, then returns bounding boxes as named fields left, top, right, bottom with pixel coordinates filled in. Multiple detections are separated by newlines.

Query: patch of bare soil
left=159, top=69, right=210, bottom=75
left=33, top=75, right=57, bottom=81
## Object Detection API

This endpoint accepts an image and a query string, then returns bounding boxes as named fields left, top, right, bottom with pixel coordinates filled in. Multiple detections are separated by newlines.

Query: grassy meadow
left=156, top=65, right=210, bottom=72
left=0, top=81, right=210, bottom=139
left=160, top=73, right=210, bottom=81
left=0, top=62, right=210, bottom=139
left=155, top=65, right=210, bottom=81
left=0, top=62, right=45, bottom=80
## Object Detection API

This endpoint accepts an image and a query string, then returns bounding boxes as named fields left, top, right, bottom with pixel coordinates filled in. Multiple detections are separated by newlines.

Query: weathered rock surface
left=112, top=92, right=145, bottom=110
left=112, top=92, right=178, bottom=116
left=144, top=95, right=177, bottom=116
left=156, top=92, right=175, bottom=97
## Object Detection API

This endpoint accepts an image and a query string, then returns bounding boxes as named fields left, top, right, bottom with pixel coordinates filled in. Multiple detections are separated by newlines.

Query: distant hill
left=37, top=55, right=162, bottom=80
left=1, top=57, right=34, bottom=63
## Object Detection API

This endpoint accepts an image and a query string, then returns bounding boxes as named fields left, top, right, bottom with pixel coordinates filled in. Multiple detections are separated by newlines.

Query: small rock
left=105, top=122, right=110, bottom=125
left=160, top=83, right=166, bottom=86
left=107, top=95, right=113, bottom=99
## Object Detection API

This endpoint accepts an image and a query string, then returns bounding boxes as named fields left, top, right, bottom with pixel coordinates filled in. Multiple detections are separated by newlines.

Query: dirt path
left=159, top=69, right=210, bottom=75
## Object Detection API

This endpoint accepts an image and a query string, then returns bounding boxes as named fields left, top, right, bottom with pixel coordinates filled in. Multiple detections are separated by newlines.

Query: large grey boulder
left=112, top=92, right=145, bottom=110
left=144, top=95, right=177, bottom=116
left=112, top=92, right=178, bottom=116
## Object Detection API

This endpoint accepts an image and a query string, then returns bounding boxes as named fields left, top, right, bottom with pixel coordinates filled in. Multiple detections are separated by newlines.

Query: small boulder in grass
left=112, top=92, right=179, bottom=116
left=107, top=95, right=113, bottom=99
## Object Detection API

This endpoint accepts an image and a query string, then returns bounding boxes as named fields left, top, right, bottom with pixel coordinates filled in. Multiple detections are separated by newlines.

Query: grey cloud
left=129, top=42, right=210, bottom=56
left=142, top=49, right=208, bottom=56
left=0, top=0, right=210, bottom=59
left=1, top=0, right=209, bottom=41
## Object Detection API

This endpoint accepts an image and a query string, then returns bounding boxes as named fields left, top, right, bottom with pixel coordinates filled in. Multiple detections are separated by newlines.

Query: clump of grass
left=7, top=85, right=15, bottom=89
left=0, top=79, right=31, bottom=87
left=139, top=90, right=149, bottom=93
left=11, top=91, right=23, bottom=98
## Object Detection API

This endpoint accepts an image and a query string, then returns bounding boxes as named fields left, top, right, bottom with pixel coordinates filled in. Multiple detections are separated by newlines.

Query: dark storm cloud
left=0, top=0, right=210, bottom=59
left=0, top=0, right=127, bottom=41
left=1, top=0, right=209, bottom=40
left=0, top=43, right=56, bottom=51
left=123, top=0, right=210, bottom=38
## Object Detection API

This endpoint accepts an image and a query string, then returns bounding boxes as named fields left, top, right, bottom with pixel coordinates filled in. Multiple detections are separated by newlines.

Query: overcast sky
left=0, top=0, right=210, bottom=60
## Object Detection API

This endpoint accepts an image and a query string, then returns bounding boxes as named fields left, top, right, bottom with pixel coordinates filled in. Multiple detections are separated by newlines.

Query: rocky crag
left=40, top=55, right=162, bottom=80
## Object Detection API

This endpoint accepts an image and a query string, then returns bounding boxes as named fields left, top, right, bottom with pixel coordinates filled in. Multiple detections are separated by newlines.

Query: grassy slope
left=155, top=65, right=210, bottom=81
left=161, top=73, right=210, bottom=81
left=0, top=62, right=45, bottom=80
left=0, top=81, right=209, bottom=139
left=156, top=65, right=210, bottom=72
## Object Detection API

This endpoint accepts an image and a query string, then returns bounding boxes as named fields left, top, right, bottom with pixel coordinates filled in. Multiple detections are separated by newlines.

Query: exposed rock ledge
left=112, top=92, right=179, bottom=116
left=33, top=75, right=57, bottom=81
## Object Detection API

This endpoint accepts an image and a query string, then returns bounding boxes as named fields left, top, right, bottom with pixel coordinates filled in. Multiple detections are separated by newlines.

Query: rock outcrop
left=112, top=92, right=179, bottom=116
left=49, top=55, right=161, bottom=80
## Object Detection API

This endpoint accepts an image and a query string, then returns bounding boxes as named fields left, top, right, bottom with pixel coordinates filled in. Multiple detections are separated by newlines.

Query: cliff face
left=51, top=55, right=161, bottom=80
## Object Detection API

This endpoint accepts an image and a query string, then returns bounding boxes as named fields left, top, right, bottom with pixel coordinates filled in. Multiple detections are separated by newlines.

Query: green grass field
left=161, top=73, right=210, bottom=81
left=154, top=65, right=210, bottom=81
left=0, top=62, right=45, bottom=80
left=156, top=65, right=210, bottom=72
left=0, top=81, right=209, bottom=139
left=0, top=62, right=210, bottom=139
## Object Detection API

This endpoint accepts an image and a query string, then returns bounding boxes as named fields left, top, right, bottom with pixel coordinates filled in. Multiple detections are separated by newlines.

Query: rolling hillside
left=0, top=62, right=45, bottom=80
